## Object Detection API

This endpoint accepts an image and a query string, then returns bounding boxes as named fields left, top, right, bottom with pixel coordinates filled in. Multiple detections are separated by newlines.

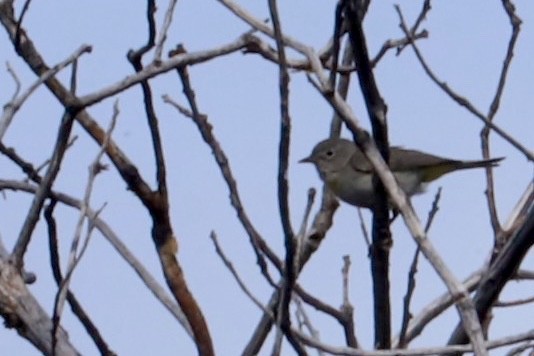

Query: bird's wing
left=349, top=146, right=463, bottom=182
left=389, top=147, right=457, bottom=171
left=350, top=146, right=455, bottom=171
left=390, top=147, right=467, bottom=181
left=348, top=147, right=373, bottom=172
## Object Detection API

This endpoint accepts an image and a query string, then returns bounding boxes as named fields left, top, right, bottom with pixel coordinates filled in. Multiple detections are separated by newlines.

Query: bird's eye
left=325, top=150, right=334, bottom=157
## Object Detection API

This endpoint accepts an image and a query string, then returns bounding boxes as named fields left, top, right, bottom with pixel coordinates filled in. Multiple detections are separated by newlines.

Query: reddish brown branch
left=0, top=5, right=214, bottom=355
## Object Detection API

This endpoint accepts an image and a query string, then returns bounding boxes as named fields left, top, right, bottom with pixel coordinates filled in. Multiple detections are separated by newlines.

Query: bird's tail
left=421, top=157, right=504, bottom=182
left=457, top=157, right=504, bottom=170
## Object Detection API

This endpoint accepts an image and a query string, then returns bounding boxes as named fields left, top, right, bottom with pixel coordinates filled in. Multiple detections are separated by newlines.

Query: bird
left=300, top=138, right=503, bottom=209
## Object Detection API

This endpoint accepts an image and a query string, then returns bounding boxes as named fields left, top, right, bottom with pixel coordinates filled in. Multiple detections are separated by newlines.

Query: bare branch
left=80, top=34, right=254, bottom=108
left=495, top=295, right=534, bottom=307
left=295, top=188, right=316, bottom=272
left=11, top=110, right=76, bottom=267
left=399, top=188, right=442, bottom=348
left=129, top=25, right=169, bottom=199
left=482, top=0, right=522, bottom=236
left=0, top=238, right=35, bottom=284
left=5, top=61, right=21, bottom=100
left=329, top=1, right=345, bottom=90
left=163, top=94, right=282, bottom=280
left=51, top=101, right=118, bottom=352
left=0, top=0, right=530, bottom=354
left=393, top=5, right=533, bottom=162
left=0, top=257, right=79, bottom=355
left=1, top=7, right=214, bottom=350
left=0, top=178, right=194, bottom=337
left=44, top=201, right=116, bottom=355
left=356, top=208, right=371, bottom=247
left=209, top=231, right=272, bottom=316
left=154, top=0, right=177, bottom=62
left=448, top=206, right=534, bottom=347
left=410, top=0, right=432, bottom=35
left=298, top=328, right=534, bottom=356
left=393, top=269, right=483, bottom=347
left=340, top=255, right=357, bottom=347
left=14, top=0, right=32, bottom=47
left=294, top=297, right=323, bottom=356
left=505, top=342, right=534, bottom=356
left=501, top=182, right=533, bottom=235
left=130, top=0, right=156, bottom=60
left=343, top=1, right=392, bottom=347
left=266, top=0, right=301, bottom=353
left=487, top=0, right=522, bottom=122
left=0, top=44, right=91, bottom=139
left=371, top=31, right=428, bottom=67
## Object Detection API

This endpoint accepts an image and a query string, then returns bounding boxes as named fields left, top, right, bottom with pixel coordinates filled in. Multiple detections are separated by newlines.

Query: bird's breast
left=324, top=169, right=426, bottom=208
left=325, top=169, right=375, bottom=208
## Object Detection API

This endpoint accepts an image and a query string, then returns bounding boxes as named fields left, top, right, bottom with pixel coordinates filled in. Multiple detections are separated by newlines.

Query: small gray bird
left=300, top=138, right=503, bottom=208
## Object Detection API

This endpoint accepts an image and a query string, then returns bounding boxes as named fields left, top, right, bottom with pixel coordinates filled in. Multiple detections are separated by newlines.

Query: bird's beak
left=299, top=156, right=313, bottom=164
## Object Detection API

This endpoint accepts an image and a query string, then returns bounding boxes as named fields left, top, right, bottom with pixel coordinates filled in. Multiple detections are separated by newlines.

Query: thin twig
left=11, top=109, right=76, bottom=267
left=398, top=248, right=420, bottom=349
left=484, top=0, right=522, bottom=248
left=501, top=182, right=533, bottom=234
left=0, top=178, right=193, bottom=336
left=341, top=255, right=357, bottom=347
left=244, top=259, right=351, bottom=355
left=44, top=200, right=116, bottom=356
left=393, top=269, right=483, bottom=347
left=398, top=188, right=442, bottom=347
left=341, top=255, right=351, bottom=312
left=5, top=62, right=21, bottom=100
left=487, top=0, right=522, bottom=122
left=295, top=188, right=316, bottom=272
left=127, top=0, right=156, bottom=61
left=52, top=101, right=118, bottom=353
left=297, top=328, right=534, bottom=356
left=0, top=45, right=92, bottom=139
left=80, top=34, right=254, bottom=108
left=448, top=206, right=534, bottom=348
left=329, top=1, right=345, bottom=90
left=505, top=342, right=534, bottom=356
left=515, top=269, right=534, bottom=280
left=371, top=31, right=428, bottom=67
left=330, top=38, right=354, bottom=137
left=14, top=0, right=33, bottom=48
left=483, top=0, right=522, bottom=237
left=154, top=0, right=178, bottom=62
left=394, top=5, right=532, bottom=162
left=1, top=9, right=209, bottom=346
left=356, top=208, right=371, bottom=248
left=163, top=95, right=282, bottom=282
left=294, top=297, right=324, bottom=356
left=410, top=0, right=432, bottom=34
left=495, top=295, right=534, bottom=307
left=209, top=231, right=271, bottom=316
left=129, top=19, right=168, bottom=199
left=267, top=0, right=301, bottom=353
left=244, top=35, right=358, bottom=74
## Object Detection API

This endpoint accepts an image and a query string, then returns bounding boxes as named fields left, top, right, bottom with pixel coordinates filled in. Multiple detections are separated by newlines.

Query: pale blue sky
left=0, top=1, right=532, bottom=355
